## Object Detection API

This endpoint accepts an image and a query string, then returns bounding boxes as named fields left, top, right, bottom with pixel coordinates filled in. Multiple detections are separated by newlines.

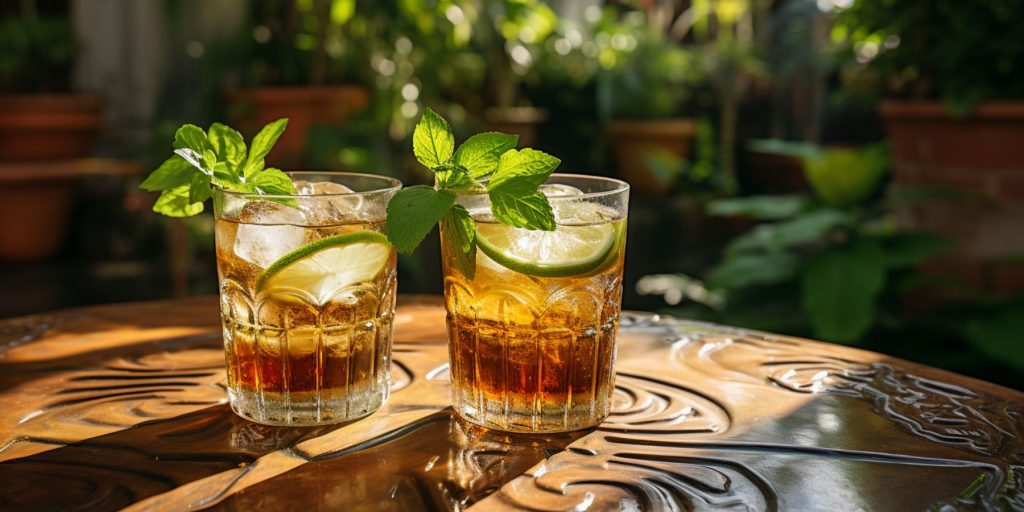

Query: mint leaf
left=489, top=185, right=555, bottom=231
left=174, top=148, right=204, bottom=171
left=139, top=155, right=194, bottom=191
left=453, top=132, right=518, bottom=178
left=441, top=204, right=477, bottom=279
left=189, top=172, right=212, bottom=203
left=208, top=122, right=246, bottom=172
left=488, top=148, right=561, bottom=190
left=412, top=107, right=454, bottom=168
left=251, top=168, right=297, bottom=195
left=202, top=150, right=219, bottom=173
left=245, top=118, right=288, bottom=178
left=212, top=162, right=248, bottom=192
left=173, top=124, right=210, bottom=153
left=153, top=185, right=204, bottom=217
left=435, top=164, right=485, bottom=193
left=485, top=148, right=560, bottom=230
left=386, top=185, right=455, bottom=254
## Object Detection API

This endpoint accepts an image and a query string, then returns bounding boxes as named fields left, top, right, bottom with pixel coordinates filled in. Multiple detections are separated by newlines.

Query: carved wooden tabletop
left=0, top=296, right=1021, bottom=511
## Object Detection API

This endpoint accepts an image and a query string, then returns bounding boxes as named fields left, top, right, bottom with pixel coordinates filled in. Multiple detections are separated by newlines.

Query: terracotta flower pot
left=0, top=179, right=74, bottom=262
left=226, top=86, right=369, bottom=167
left=742, top=150, right=811, bottom=195
left=0, top=94, right=102, bottom=160
left=485, top=107, right=548, bottom=148
left=606, top=119, right=695, bottom=197
left=882, top=100, right=1024, bottom=294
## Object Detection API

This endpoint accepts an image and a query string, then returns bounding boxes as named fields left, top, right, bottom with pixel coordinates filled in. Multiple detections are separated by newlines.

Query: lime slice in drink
left=256, top=231, right=391, bottom=304
left=475, top=219, right=617, bottom=278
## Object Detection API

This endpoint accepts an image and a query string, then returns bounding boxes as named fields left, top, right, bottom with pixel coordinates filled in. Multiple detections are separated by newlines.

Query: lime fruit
left=256, top=231, right=392, bottom=304
left=475, top=220, right=618, bottom=278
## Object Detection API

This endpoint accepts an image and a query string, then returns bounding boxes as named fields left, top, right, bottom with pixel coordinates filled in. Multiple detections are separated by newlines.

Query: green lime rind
left=475, top=222, right=623, bottom=278
left=255, top=231, right=390, bottom=291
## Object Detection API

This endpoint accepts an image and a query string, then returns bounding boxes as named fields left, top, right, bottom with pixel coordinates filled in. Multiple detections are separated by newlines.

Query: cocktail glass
left=213, top=172, right=401, bottom=426
left=441, top=174, right=629, bottom=432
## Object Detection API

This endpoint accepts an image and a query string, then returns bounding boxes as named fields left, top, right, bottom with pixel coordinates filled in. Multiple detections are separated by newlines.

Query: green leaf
left=208, top=122, right=246, bottom=172
left=488, top=148, right=561, bottom=190
left=726, top=209, right=852, bottom=256
left=202, top=150, right=218, bottom=173
left=174, top=148, right=204, bottom=171
left=489, top=186, right=555, bottom=231
left=386, top=185, right=456, bottom=254
left=706, top=252, right=799, bottom=289
left=484, top=148, right=559, bottom=231
left=412, top=107, right=454, bottom=168
left=173, top=124, right=210, bottom=153
left=212, top=162, right=248, bottom=192
left=962, top=304, right=1024, bottom=372
left=139, top=155, right=194, bottom=192
left=803, top=145, right=888, bottom=209
left=707, top=195, right=809, bottom=220
left=153, top=185, right=204, bottom=218
left=436, top=164, right=485, bottom=193
left=452, top=132, right=518, bottom=178
left=189, top=172, right=212, bottom=203
left=880, top=233, right=951, bottom=267
left=251, top=168, right=297, bottom=195
left=441, top=204, right=477, bottom=279
left=245, top=118, right=288, bottom=178
left=801, top=239, right=887, bottom=344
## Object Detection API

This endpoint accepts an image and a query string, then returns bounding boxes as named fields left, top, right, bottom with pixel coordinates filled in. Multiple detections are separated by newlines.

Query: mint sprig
left=140, top=119, right=295, bottom=217
left=386, top=107, right=560, bottom=278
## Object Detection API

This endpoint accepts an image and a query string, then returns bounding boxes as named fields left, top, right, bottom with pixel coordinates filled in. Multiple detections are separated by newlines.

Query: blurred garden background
left=1, top=0, right=1022, bottom=388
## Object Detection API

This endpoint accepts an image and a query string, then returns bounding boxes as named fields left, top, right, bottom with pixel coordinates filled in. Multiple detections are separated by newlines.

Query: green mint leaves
left=387, top=107, right=560, bottom=278
left=385, top=185, right=456, bottom=255
left=140, top=118, right=294, bottom=217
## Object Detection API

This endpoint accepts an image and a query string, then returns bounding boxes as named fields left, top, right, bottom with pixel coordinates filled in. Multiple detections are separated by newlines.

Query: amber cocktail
left=441, top=175, right=629, bottom=432
left=213, top=172, right=400, bottom=426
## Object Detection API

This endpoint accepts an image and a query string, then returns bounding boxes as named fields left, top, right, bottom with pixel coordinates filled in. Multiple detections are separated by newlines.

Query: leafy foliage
left=0, top=14, right=76, bottom=92
left=140, top=119, right=297, bottom=217
left=385, top=108, right=560, bottom=276
left=696, top=145, right=954, bottom=345
left=834, top=0, right=1024, bottom=108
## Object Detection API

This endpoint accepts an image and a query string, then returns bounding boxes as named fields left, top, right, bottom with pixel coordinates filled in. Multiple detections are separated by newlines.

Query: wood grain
left=0, top=298, right=1021, bottom=511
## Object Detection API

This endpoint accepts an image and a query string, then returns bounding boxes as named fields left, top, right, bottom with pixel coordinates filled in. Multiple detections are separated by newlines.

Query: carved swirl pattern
left=492, top=436, right=777, bottom=512
left=1, top=301, right=1022, bottom=512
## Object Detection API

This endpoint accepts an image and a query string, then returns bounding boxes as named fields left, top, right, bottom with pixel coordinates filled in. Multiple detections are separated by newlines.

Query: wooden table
left=0, top=296, right=1021, bottom=511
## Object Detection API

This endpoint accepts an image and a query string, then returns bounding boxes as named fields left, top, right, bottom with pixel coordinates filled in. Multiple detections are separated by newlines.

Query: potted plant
left=597, top=9, right=699, bottom=197
left=466, top=0, right=559, bottom=147
left=224, top=0, right=368, bottom=167
left=0, top=1, right=101, bottom=261
left=0, top=2, right=101, bottom=160
left=834, top=0, right=1024, bottom=293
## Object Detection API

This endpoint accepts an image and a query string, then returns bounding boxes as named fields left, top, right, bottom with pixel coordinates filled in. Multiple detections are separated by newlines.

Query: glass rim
left=466, top=173, right=630, bottom=200
left=214, top=171, right=402, bottom=199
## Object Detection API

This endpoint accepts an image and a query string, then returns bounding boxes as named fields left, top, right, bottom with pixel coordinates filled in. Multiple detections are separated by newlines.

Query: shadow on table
left=0, top=405, right=589, bottom=512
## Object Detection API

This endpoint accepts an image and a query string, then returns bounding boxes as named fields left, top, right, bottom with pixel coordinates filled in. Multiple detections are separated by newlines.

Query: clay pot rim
left=881, top=100, right=1024, bottom=120
left=225, top=85, right=369, bottom=102
left=0, top=93, right=102, bottom=110
left=605, top=118, right=696, bottom=136
left=485, top=106, right=548, bottom=124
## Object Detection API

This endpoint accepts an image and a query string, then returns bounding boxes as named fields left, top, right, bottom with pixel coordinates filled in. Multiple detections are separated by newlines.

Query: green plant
left=386, top=107, right=560, bottom=279
left=832, top=0, right=1024, bottom=111
left=699, top=144, right=955, bottom=343
left=594, top=8, right=698, bottom=121
left=139, top=119, right=295, bottom=217
left=0, top=1, right=77, bottom=92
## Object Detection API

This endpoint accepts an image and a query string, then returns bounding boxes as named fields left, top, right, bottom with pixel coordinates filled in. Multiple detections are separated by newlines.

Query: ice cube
left=234, top=201, right=308, bottom=268
left=541, top=184, right=601, bottom=224
left=295, top=181, right=363, bottom=224
left=539, top=184, right=584, bottom=198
